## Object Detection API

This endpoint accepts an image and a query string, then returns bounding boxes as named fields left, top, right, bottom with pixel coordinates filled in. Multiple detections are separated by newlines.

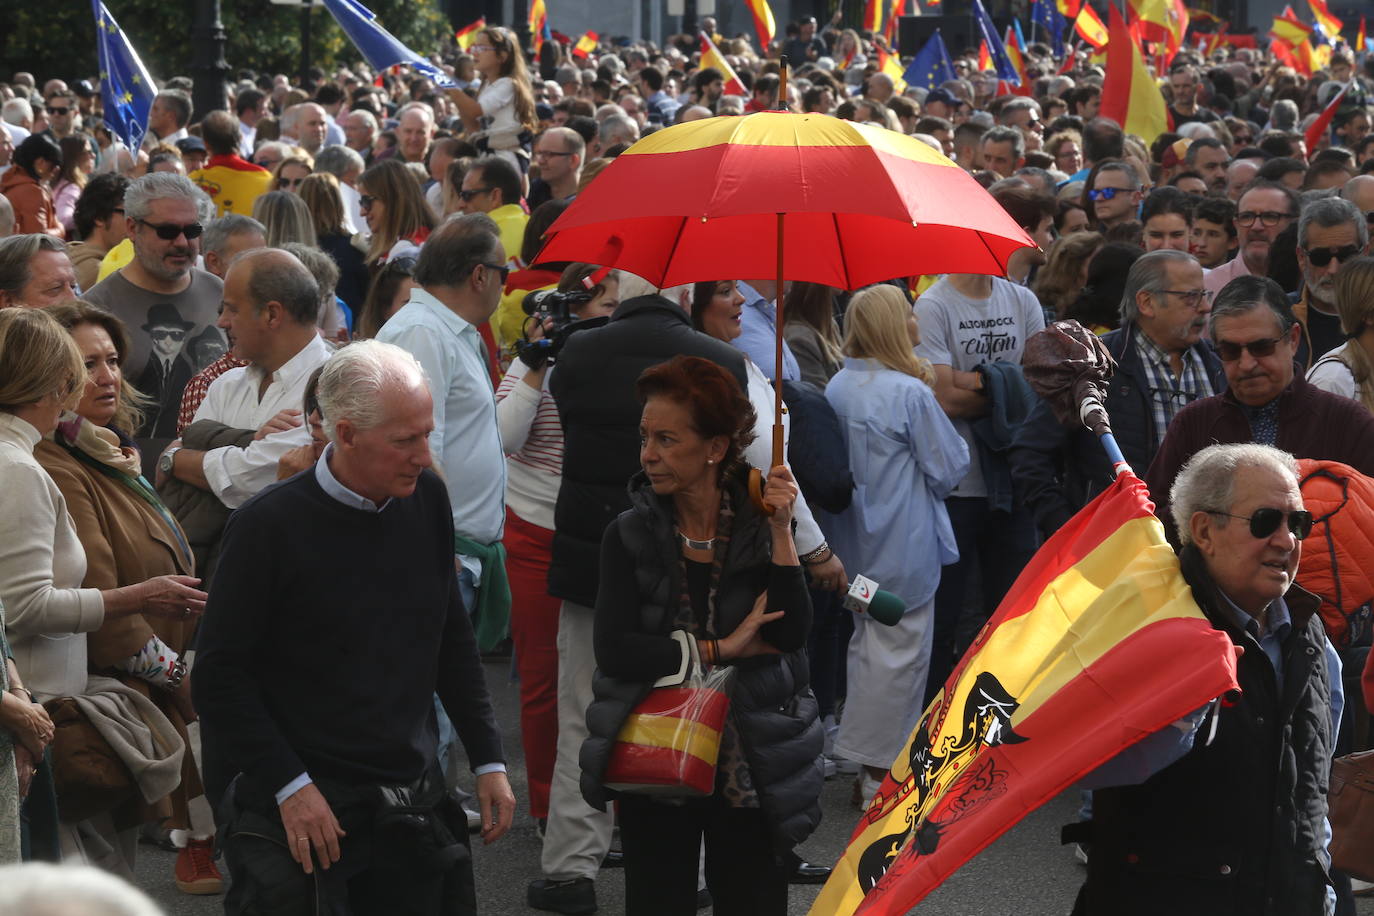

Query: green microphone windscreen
left=866, top=589, right=906, bottom=627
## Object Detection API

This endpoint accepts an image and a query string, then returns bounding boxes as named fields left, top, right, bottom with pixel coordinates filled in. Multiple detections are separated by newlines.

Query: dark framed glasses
left=1205, top=507, right=1313, bottom=540
left=1213, top=334, right=1286, bottom=362
left=1235, top=210, right=1293, bottom=228
left=1304, top=245, right=1362, bottom=268
left=45, top=106, right=71, bottom=115
left=479, top=262, right=511, bottom=283
left=138, top=219, right=203, bottom=240
left=458, top=186, right=494, bottom=201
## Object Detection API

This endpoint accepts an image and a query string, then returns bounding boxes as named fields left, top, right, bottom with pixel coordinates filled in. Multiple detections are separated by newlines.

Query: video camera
left=514, top=288, right=606, bottom=370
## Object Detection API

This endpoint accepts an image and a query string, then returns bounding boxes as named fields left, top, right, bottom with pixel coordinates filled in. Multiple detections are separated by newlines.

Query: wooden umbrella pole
left=772, top=56, right=789, bottom=470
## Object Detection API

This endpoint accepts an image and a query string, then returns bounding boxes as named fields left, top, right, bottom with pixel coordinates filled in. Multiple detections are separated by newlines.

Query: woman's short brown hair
left=636, top=355, right=757, bottom=477
left=0, top=307, right=86, bottom=413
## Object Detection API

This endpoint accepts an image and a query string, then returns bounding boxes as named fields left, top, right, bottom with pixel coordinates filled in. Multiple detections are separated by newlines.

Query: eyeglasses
left=1304, top=245, right=1362, bottom=268
left=458, top=187, right=494, bottom=201
left=479, top=262, right=511, bottom=283
left=1088, top=187, right=1133, bottom=201
left=1235, top=210, right=1293, bottom=227
left=45, top=106, right=71, bottom=115
left=535, top=150, right=574, bottom=160
left=1213, top=334, right=1287, bottom=362
left=1204, top=507, right=1313, bottom=540
left=359, top=194, right=376, bottom=209
left=150, top=328, right=187, bottom=342
left=138, top=219, right=204, bottom=240
left=1155, top=288, right=1213, bottom=308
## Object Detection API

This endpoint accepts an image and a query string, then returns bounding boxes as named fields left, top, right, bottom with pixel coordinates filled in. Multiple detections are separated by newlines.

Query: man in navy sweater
left=195, top=339, right=514, bottom=914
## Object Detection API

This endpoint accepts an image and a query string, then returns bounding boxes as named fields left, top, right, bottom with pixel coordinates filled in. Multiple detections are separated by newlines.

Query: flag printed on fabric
left=884, top=0, right=906, bottom=48
left=699, top=33, right=748, bottom=96
left=1358, top=15, right=1368, bottom=52
left=455, top=17, right=485, bottom=51
left=91, top=0, right=157, bottom=152
left=1308, top=0, right=1343, bottom=41
left=322, top=0, right=456, bottom=88
left=1074, top=3, right=1110, bottom=48
left=1305, top=81, right=1351, bottom=153
left=902, top=28, right=957, bottom=92
left=864, top=0, right=885, bottom=34
left=529, top=0, right=551, bottom=54
left=745, top=0, right=776, bottom=53
left=978, top=41, right=992, bottom=72
left=1270, top=7, right=1313, bottom=44
left=1057, top=0, right=1081, bottom=17
left=1101, top=2, right=1169, bottom=143
left=572, top=31, right=598, bottom=59
left=1185, top=6, right=1221, bottom=23
left=971, top=0, right=1020, bottom=84
left=1032, top=0, right=1068, bottom=57
left=875, top=40, right=909, bottom=93
left=1006, top=23, right=1032, bottom=95
left=1129, top=0, right=1189, bottom=67
left=807, top=473, right=1240, bottom=916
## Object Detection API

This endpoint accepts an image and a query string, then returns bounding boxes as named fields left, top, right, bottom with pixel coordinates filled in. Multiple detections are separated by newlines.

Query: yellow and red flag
left=571, top=30, right=598, bottom=59
left=528, top=0, right=550, bottom=53
left=454, top=17, right=485, bottom=51
left=1129, top=0, right=1189, bottom=67
left=884, top=0, right=907, bottom=48
left=1100, top=2, right=1168, bottom=143
left=807, top=472, right=1240, bottom=916
left=1358, top=15, right=1367, bottom=52
left=977, top=40, right=992, bottom=71
left=1074, top=3, right=1110, bottom=48
left=1308, top=0, right=1343, bottom=41
left=1004, top=27, right=1031, bottom=96
left=1305, top=81, right=1350, bottom=153
left=699, top=32, right=748, bottom=96
left=1270, top=7, right=1313, bottom=44
left=875, top=39, right=908, bottom=92
left=745, top=0, right=776, bottom=54
left=1185, top=6, right=1221, bottom=23
left=863, top=0, right=885, bottom=34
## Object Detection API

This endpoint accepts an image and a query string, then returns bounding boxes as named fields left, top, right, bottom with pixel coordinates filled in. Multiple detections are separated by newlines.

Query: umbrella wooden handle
left=748, top=467, right=775, bottom=516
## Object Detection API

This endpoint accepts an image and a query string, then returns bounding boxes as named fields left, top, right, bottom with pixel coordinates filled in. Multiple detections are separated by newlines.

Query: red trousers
left=504, top=508, right=560, bottom=818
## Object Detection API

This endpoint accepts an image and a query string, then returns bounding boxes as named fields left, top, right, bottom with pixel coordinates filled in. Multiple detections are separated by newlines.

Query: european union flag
left=1031, top=0, right=1066, bottom=57
left=92, top=0, right=156, bottom=152
left=902, top=29, right=957, bottom=92
left=971, top=0, right=1021, bottom=84
left=322, top=0, right=456, bottom=89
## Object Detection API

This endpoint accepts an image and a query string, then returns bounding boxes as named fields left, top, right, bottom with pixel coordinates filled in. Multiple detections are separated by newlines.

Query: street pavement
left=138, top=658, right=1374, bottom=915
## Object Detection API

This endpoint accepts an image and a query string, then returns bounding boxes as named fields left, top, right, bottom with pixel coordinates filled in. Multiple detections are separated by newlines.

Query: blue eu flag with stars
left=971, top=0, right=1021, bottom=85
left=1031, top=0, right=1066, bottom=57
left=322, top=0, right=457, bottom=89
left=902, top=29, right=957, bottom=92
left=92, top=0, right=156, bottom=152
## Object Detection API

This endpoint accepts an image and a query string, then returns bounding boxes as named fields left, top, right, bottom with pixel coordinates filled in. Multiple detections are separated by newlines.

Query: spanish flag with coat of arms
left=809, top=471, right=1240, bottom=916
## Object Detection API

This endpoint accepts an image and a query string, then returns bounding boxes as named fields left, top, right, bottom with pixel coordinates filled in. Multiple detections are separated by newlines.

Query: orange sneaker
left=175, top=837, right=224, bottom=895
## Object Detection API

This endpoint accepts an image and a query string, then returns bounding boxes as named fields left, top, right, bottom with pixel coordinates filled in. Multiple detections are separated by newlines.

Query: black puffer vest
left=1081, top=546, right=1333, bottom=916
left=579, top=471, right=824, bottom=851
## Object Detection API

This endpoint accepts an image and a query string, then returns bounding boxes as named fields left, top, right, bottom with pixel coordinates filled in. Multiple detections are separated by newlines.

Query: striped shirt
left=1133, top=330, right=1215, bottom=452
left=495, top=358, right=564, bottom=531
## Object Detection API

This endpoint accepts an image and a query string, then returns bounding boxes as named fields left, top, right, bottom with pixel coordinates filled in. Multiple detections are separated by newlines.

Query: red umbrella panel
left=537, top=112, right=1035, bottom=289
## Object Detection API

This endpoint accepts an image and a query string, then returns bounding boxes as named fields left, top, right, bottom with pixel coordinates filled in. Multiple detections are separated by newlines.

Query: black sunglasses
left=459, top=186, right=494, bottom=201
left=138, top=219, right=204, bottom=240
left=1213, top=334, right=1286, bottom=362
left=1305, top=245, right=1362, bottom=268
left=479, top=262, right=511, bottom=283
left=1205, top=507, right=1313, bottom=540
left=46, top=106, right=71, bottom=115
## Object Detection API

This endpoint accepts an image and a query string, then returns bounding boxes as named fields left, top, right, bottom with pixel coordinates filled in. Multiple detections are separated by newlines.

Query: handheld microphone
left=842, top=575, right=905, bottom=626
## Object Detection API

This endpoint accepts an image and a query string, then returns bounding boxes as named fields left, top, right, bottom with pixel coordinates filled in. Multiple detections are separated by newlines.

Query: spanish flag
left=1129, top=0, right=1189, bottom=66
left=1074, top=3, right=1110, bottom=48
left=808, top=472, right=1240, bottom=916
left=884, top=0, right=907, bottom=48
left=1270, top=6, right=1313, bottom=44
left=1004, top=25, right=1031, bottom=96
left=1304, top=80, right=1350, bottom=154
left=744, top=0, right=776, bottom=53
left=1308, top=0, right=1343, bottom=40
left=528, top=0, right=550, bottom=53
left=454, top=17, right=484, bottom=51
left=699, top=32, right=747, bottom=97
left=1358, top=15, right=1367, bottom=52
left=1057, top=0, right=1081, bottom=17
left=572, top=30, right=598, bottom=59
left=863, top=0, right=884, bottom=34
left=875, top=39, right=908, bottom=92
left=1101, top=2, right=1168, bottom=143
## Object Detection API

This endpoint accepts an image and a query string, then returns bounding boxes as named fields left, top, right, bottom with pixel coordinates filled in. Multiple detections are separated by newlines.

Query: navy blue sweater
left=193, top=467, right=503, bottom=802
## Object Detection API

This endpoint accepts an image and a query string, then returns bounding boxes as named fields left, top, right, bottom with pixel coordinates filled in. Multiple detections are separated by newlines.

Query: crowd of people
left=0, top=9, right=1373, bottom=915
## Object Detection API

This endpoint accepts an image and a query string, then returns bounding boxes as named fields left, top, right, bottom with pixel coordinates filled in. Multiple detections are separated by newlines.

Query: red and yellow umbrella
left=537, top=111, right=1034, bottom=289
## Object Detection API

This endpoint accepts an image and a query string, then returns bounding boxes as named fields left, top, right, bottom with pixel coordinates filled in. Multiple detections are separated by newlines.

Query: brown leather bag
left=1329, top=750, right=1374, bottom=881
left=43, top=697, right=136, bottom=823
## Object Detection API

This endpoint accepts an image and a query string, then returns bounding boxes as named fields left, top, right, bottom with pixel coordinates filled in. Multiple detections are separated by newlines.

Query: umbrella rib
left=660, top=215, right=691, bottom=287
left=831, top=212, right=852, bottom=291
left=975, top=231, right=1007, bottom=276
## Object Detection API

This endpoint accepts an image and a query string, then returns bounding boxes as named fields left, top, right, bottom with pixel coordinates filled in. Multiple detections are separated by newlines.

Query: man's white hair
left=0, top=862, right=163, bottom=916
left=1, top=98, right=33, bottom=127
left=1169, top=443, right=1300, bottom=546
left=317, top=340, right=428, bottom=441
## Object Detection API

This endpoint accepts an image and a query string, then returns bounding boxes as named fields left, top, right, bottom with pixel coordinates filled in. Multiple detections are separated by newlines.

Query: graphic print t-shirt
left=914, top=275, right=1045, bottom=498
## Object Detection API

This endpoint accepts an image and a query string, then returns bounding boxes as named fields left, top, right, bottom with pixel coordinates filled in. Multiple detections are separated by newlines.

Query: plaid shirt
left=1133, top=330, right=1215, bottom=452
left=176, top=352, right=248, bottom=435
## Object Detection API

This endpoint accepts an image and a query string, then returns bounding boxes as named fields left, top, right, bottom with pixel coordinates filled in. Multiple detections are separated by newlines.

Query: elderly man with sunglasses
left=1074, top=442, right=1342, bottom=916
left=1290, top=197, right=1371, bottom=367
left=1145, top=274, right=1374, bottom=544
left=84, top=172, right=224, bottom=469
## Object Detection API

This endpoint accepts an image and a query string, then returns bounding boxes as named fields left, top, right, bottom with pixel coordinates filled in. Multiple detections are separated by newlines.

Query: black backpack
left=781, top=379, right=854, bottom=514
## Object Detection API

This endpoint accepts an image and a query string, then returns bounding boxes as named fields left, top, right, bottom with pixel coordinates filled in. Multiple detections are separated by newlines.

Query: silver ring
left=296, top=836, right=309, bottom=842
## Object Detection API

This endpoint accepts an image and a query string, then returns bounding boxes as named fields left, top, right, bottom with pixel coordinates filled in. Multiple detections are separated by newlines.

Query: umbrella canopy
left=536, top=111, right=1034, bottom=289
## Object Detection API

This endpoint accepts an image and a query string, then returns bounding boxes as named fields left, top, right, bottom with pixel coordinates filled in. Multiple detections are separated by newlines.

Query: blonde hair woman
left=298, top=173, right=370, bottom=313
left=821, top=284, right=969, bottom=803
left=0, top=308, right=205, bottom=866
left=251, top=189, right=318, bottom=248
left=1308, top=256, right=1374, bottom=413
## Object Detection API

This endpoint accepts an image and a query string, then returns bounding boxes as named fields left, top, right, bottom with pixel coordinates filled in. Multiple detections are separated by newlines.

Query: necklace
left=678, top=529, right=716, bottom=551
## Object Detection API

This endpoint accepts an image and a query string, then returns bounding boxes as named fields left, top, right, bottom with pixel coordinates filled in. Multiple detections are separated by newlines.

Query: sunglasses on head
left=138, top=219, right=204, bottom=240
left=1213, top=334, right=1286, bottom=362
left=1305, top=245, right=1362, bottom=268
left=1206, top=507, right=1313, bottom=540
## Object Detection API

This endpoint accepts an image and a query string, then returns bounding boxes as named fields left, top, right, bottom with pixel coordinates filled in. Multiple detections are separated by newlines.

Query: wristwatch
left=159, top=446, right=182, bottom=476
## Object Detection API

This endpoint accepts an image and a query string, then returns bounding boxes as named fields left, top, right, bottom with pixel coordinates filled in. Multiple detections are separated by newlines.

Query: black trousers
left=618, top=792, right=788, bottom=916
